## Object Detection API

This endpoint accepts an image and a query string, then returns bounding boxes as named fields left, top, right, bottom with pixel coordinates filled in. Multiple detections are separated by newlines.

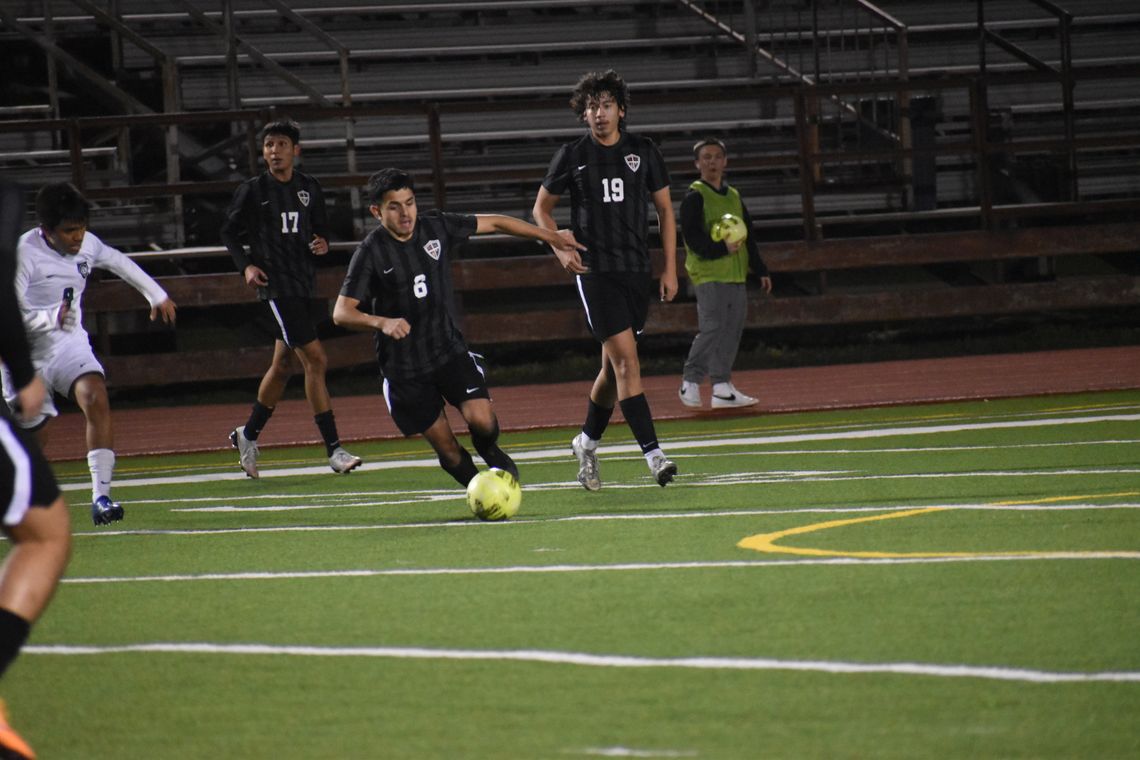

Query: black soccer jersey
left=340, top=210, right=477, bottom=380
left=541, top=131, right=670, bottom=274
left=220, top=171, right=328, bottom=299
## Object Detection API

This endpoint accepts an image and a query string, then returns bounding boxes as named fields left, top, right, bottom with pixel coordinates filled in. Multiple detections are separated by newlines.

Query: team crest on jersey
left=624, top=154, right=641, bottom=172
left=297, top=190, right=310, bottom=207
left=423, top=239, right=441, bottom=260
left=76, top=261, right=91, bottom=278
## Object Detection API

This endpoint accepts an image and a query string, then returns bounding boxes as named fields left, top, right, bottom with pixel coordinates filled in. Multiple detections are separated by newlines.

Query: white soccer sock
left=644, top=447, right=665, bottom=467
left=577, top=432, right=599, bottom=451
left=87, top=448, right=115, bottom=502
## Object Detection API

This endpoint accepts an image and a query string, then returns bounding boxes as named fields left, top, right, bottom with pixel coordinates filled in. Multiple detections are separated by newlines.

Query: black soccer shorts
left=381, top=351, right=492, bottom=436
left=266, top=296, right=321, bottom=348
left=575, top=271, right=653, bottom=342
left=0, top=416, right=61, bottom=527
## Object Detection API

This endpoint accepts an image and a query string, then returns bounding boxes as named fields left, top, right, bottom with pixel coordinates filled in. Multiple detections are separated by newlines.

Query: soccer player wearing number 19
left=333, top=168, right=585, bottom=491
left=533, top=69, right=679, bottom=490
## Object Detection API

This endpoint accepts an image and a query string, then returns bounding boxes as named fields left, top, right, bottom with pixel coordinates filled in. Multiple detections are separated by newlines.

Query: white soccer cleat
left=329, top=446, right=363, bottom=474
left=649, top=454, right=678, bottom=487
left=230, top=426, right=260, bottom=479
left=678, top=382, right=702, bottom=408
left=571, top=433, right=601, bottom=491
left=711, top=383, right=758, bottom=409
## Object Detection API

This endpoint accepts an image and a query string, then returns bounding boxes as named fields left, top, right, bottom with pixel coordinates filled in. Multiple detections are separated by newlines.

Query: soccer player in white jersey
left=0, top=183, right=177, bottom=526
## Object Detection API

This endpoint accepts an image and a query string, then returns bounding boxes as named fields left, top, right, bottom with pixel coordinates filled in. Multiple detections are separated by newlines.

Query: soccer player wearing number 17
left=333, top=168, right=585, bottom=490
left=533, top=69, right=679, bottom=490
left=221, top=120, right=361, bottom=478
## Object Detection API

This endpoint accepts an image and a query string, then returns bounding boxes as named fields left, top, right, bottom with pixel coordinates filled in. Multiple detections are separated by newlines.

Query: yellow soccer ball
left=715, top=213, right=748, bottom=245
left=466, top=468, right=522, bottom=521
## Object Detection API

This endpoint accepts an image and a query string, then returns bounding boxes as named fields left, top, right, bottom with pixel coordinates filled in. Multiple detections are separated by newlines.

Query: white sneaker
left=230, top=426, right=260, bottom=479
left=678, top=382, right=702, bottom=408
left=649, top=454, right=678, bottom=487
left=571, top=433, right=601, bottom=491
left=711, top=383, right=759, bottom=409
left=329, top=447, right=363, bottom=474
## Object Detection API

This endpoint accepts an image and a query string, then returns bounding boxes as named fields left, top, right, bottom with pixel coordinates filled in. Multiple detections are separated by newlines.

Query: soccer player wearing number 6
left=333, top=168, right=585, bottom=490
left=0, top=182, right=177, bottom=526
left=221, top=119, right=361, bottom=478
left=533, top=69, right=679, bottom=491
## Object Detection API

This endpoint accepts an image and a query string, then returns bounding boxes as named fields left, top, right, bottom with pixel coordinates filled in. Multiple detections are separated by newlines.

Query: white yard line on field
left=24, top=641, right=1140, bottom=684
left=59, top=549, right=1140, bottom=586
left=72, top=501, right=1140, bottom=538
left=60, top=412, right=1140, bottom=491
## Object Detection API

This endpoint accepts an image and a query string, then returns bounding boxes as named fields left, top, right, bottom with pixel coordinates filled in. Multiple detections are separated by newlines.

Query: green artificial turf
left=5, top=391, right=1138, bottom=758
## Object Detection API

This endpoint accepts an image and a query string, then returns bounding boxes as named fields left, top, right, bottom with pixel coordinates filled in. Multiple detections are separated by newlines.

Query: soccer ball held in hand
left=711, top=213, right=748, bottom=245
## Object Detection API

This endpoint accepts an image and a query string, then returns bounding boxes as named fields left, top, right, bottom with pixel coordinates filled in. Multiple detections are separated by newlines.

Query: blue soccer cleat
left=91, top=495, right=124, bottom=526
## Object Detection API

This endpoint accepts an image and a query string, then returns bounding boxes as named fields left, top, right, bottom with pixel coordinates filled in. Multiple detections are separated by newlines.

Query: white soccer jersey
left=14, top=227, right=168, bottom=361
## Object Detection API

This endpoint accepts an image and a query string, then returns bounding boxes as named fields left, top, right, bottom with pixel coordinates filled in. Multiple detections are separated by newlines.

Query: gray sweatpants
left=682, top=280, right=747, bottom=385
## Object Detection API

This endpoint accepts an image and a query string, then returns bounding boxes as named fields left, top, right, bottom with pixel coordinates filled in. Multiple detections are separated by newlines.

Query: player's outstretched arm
left=474, top=213, right=582, bottom=249
left=332, top=295, right=410, bottom=340
left=475, top=213, right=587, bottom=273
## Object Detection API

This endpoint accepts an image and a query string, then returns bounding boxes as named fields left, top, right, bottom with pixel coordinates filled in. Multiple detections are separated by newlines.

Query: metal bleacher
left=4, top=0, right=1139, bottom=244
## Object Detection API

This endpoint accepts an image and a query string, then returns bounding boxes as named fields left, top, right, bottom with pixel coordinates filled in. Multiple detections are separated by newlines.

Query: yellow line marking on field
left=737, top=502, right=1137, bottom=559
left=738, top=508, right=960, bottom=558
left=993, top=491, right=1140, bottom=506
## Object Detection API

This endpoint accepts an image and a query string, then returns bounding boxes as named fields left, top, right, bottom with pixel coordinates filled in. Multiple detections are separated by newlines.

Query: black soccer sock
left=244, top=401, right=274, bottom=441
left=440, top=448, right=480, bottom=487
left=619, top=393, right=661, bottom=455
left=582, top=398, right=614, bottom=442
left=314, top=410, right=341, bottom=456
left=0, top=608, right=31, bottom=680
left=471, top=421, right=519, bottom=481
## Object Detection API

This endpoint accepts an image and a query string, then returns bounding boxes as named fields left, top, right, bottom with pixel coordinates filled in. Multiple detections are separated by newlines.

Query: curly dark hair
left=569, top=69, right=630, bottom=120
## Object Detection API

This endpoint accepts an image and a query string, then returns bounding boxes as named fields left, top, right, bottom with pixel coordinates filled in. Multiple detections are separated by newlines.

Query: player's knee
left=610, top=355, right=639, bottom=382
left=436, top=447, right=465, bottom=471
left=73, top=381, right=110, bottom=417
left=297, top=345, right=328, bottom=375
left=470, top=420, right=500, bottom=453
left=269, top=352, right=295, bottom=376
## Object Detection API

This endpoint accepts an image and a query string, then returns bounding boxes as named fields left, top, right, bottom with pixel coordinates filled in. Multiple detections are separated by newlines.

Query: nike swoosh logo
left=261, top=201, right=270, bottom=206
left=465, top=387, right=480, bottom=394
left=383, top=268, right=395, bottom=274
left=577, top=164, right=587, bottom=171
